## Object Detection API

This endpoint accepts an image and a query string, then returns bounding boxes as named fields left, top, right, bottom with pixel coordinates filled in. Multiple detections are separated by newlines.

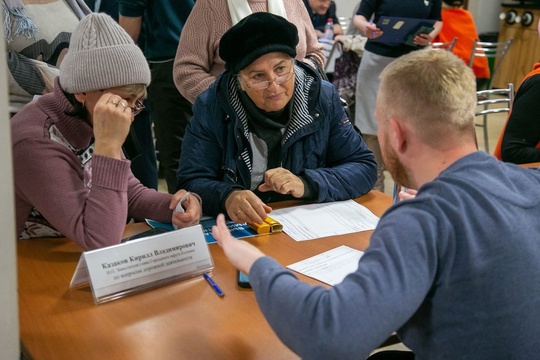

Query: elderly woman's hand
left=170, top=190, right=202, bottom=229
left=225, top=190, right=272, bottom=225
left=258, top=167, right=304, bottom=198
left=92, top=92, right=133, bottom=159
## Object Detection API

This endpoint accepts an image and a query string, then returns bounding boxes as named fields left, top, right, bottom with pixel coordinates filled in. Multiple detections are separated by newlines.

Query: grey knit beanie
left=59, top=13, right=150, bottom=93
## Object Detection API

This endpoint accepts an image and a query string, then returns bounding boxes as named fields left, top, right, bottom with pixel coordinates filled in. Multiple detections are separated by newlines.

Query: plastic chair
left=468, top=39, right=513, bottom=90
left=475, top=83, right=514, bottom=153
left=431, top=37, right=458, bottom=52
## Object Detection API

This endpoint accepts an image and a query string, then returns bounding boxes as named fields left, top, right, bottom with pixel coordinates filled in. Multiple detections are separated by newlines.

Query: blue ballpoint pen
left=203, top=272, right=225, bottom=297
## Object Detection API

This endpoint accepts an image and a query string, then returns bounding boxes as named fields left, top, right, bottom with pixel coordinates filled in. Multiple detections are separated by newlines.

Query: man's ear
left=73, top=92, right=87, bottom=103
left=389, top=117, right=407, bottom=153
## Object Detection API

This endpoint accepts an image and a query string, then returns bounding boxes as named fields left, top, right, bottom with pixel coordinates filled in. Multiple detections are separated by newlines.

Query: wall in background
left=0, top=18, right=20, bottom=360
left=468, top=0, right=504, bottom=34
left=337, top=0, right=358, bottom=19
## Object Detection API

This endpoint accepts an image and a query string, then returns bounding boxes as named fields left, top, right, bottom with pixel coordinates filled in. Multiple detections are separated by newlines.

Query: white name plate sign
left=70, top=224, right=213, bottom=304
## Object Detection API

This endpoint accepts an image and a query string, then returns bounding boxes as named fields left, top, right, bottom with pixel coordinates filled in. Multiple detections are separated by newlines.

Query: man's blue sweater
left=251, top=151, right=540, bottom=359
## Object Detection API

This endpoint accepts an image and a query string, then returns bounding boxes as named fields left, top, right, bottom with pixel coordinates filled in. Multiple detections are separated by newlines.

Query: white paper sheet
left=269, top=200, right=379, bottom=241
left=287, top=245, right=364, bottom=286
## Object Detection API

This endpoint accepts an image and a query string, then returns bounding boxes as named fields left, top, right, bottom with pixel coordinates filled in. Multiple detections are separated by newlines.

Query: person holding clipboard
left=352, top=0, right=442, bottom=193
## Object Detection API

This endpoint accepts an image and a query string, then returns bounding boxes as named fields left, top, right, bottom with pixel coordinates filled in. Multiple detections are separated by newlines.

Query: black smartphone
left=404, top=25, right=434, bottom=47
left=237, top=270, right=251, bottom=289
left=121, top=227, right=169, bottom=243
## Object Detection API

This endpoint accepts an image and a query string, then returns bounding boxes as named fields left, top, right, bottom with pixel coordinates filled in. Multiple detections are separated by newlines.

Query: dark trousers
left=148, top=59, right=193, bottom=194
left=130, top=104, right=158, bottom=190
left=121, top=100, right=158, bottom=190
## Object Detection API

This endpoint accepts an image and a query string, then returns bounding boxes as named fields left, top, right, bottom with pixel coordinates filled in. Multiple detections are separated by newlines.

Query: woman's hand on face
left=92, top=92, right=133, bottom=159
left=258, top=167, right=304, bottom=198
left=225, top=190, right=272, bottom=224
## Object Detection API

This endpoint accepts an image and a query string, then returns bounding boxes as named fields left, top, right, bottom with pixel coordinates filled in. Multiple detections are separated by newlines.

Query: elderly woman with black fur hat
left=177, top=12, right=377, bottom=225
left=11, top=13, right=201, bottom=250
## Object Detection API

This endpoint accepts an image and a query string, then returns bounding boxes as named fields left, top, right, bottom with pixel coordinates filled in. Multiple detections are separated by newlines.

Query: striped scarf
left=227, top=63, right=315, bottom=172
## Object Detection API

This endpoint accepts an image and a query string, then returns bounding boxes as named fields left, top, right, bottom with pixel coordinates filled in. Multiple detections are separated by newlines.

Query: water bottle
left=324, top=18, right=334, bottom=40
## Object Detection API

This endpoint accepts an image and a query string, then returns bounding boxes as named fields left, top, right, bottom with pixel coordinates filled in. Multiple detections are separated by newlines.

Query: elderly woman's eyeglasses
left=130, top=99, right=145, bottom=116
left=239, top=60, right=295, bottom=90
left=99, top=89, right=146, bottom=116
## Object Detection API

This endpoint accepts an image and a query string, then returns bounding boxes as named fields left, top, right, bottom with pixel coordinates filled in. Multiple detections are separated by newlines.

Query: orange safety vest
left=493, top=62, right=540, bottom=160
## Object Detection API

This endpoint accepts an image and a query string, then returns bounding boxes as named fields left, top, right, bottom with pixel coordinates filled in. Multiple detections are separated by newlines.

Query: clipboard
left=371, top=16, right=436, bottom=46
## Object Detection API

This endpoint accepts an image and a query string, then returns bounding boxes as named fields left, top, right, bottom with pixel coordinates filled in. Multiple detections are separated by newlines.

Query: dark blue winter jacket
left=177, top=62, right=377, bottom=216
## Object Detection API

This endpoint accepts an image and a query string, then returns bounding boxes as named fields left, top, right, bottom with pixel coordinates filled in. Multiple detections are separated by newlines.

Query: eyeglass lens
left=243, top=60, right=295, bottom=90
left=131, top=100, right=145, bottom=115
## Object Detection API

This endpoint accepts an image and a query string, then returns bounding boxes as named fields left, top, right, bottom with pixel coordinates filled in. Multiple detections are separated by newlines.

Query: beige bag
left=341, top=35, right=367, bottom=56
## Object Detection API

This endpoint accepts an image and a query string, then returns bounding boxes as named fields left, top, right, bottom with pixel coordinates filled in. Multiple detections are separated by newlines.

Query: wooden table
left=18, top=191, right=392, bottom=360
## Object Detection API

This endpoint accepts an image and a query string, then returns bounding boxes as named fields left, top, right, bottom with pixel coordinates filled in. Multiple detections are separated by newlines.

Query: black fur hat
left=219, top=12, right=299, bottom=73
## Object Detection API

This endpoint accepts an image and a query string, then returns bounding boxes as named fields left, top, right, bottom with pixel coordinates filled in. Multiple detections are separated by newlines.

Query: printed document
left=269, top=200, right=379, bottom=241
left=287, top=245, right=364, bottom=286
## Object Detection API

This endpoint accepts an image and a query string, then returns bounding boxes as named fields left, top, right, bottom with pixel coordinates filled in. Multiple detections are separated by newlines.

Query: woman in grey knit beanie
left=10, top=13, right=202, bottom=250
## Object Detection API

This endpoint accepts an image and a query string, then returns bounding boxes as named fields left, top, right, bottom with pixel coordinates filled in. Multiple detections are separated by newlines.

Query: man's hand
left=212, top=214, right=265, bottom=274
left=258, top=167, right=304, bottom=198
left=225, top=190, right=272, bottom=224
left=398, top=189, right=417, bottom=201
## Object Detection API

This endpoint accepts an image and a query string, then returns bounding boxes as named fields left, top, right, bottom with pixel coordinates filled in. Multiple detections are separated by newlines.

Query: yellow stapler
left=248, top=216, right=283, bottom=234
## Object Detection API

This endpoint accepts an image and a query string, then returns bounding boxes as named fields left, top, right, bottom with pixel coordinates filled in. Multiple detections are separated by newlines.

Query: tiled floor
left=157, top=178, right=167, bottom=193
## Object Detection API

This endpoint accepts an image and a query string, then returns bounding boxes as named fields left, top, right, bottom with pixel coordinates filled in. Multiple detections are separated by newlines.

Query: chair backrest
left=338, top=16, right=351, bottom=34
left=475, top=83, right=514, bottom=153
left=431, top=37, right=458, bottom=52
left=469, top=39, right=513, bottom=88
left=475, top=83, right=514, bottom=117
